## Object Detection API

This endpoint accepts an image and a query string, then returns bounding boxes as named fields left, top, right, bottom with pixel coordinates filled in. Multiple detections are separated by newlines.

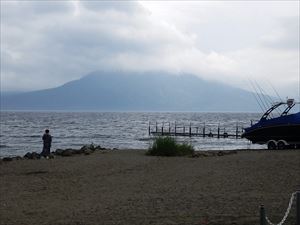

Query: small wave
left=6, top=135, right=41, bottom=138
left=27, top=135, right=41, bottom=138
left=91, top=134, right=112, bottom=139
left=0, top=145, right=9, bottom=148
left=137, top=137, right=155, bottom=141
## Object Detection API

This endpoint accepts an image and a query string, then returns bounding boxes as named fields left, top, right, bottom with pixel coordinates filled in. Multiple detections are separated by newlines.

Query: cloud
left=1, top=0, right=196, bottom=91
left=260, top=17, right=299, bottom=50
left=1, top=0, right=299, bottom=99
left=79, top=1, right=143, bottom=13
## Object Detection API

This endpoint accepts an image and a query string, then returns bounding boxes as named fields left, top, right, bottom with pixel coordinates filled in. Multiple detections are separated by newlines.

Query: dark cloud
left=79, top=1, right=144, bottom=13
left=1, top=1, right=73, bottom=23
left=0, top=0, right=298, bottom=97
left=1, top=0, right=190, bottom=91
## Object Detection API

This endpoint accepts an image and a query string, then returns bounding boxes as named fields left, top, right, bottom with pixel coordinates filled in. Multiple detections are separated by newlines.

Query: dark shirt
left=42, top=133, right=52, bottom=147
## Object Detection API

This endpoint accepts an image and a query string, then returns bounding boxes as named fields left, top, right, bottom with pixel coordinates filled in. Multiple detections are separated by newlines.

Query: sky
left=1, top=0, right=299, bottom=99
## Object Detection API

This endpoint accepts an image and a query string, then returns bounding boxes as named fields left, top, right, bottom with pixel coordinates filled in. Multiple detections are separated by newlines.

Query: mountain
left=1, top=71, right=260, bottom=111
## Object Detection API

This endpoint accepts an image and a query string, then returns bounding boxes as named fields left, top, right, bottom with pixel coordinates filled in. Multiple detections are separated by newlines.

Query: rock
left=89, top=144, right=96, bottom=151
left=61, top=149, right=74, bottom=157
left=81, top=144, right=106, bottom=151
left=12, top=156, right=23, bottom=161
left=217, top=151, right=224, bottom=156
left=73, top=149, right=83, bottom=154
left=24, top=152, right=33, bottom=159
left=191, top=153, right=199, bottom=158
left=84, top=149, right=93, bottom=155
left=80, top=145, right=89, bottom=151
left=2, top=157, right=13, bottom=162
left=81, top=144, right=95, bottom=152
left=203, top=152, right=211, bottom=157
left=191, top=152, right=211, bottom=158
left=23, top=152, right=41, bottom=159
left=212, top=152, right=218, bottom=156
left=94, top=145, right=105, bottom=151
left=54, top=149, right=64, bottom=156
left=31, top=152, right=41, bottom=159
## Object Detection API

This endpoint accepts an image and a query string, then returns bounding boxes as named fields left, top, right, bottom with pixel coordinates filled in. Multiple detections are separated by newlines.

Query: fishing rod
left=248, top=79, right=268, bottom=113
left=254, top=80, right=282, bottom=117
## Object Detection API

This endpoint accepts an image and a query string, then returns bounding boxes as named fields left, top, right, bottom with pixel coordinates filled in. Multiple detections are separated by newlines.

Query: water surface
left=0, top=111, right=262, bottom=157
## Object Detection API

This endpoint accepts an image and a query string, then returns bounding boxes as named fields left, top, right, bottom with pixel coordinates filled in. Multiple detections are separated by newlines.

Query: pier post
left=217, top=125, right=220, bottom=139
left=189, top=123, right=192, bottom=137
left=203, top=123, right=205, bottom=137
left=148, top=121, right=150, bottom=135
left=236, top=123, right=239, bottom=139
left=169, top=122, right=171, bottom=134
left=297, top=191, right=300, bottom=225
left=162, top=122, right=164, bottom=135
left=260, top=205, right=266, bottom=225
left=156, top=122, right=158, bottom=133
left=175, top=121, right=177, bottom=136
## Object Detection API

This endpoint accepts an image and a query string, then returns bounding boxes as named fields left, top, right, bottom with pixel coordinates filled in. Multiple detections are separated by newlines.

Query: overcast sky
left=1, top=0, right=299, bottom=99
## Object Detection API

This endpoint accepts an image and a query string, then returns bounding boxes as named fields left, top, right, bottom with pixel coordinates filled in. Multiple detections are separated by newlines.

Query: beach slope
left=0, top=150, right=299, bottom=225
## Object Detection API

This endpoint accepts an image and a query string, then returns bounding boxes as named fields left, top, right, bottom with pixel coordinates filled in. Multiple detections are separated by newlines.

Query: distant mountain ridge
left=1, top=71, right=260, bottom=111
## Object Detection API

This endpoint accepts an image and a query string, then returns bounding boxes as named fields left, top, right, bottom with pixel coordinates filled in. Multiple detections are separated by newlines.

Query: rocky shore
left=1, top=144, right=112, bottom=162
left=1, top=144, right=239, bottom=162
left=0, top=149, right=299, bottom=225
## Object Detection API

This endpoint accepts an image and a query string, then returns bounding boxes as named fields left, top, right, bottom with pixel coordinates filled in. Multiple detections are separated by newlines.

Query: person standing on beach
left=41, top=129, right=52, bottom=157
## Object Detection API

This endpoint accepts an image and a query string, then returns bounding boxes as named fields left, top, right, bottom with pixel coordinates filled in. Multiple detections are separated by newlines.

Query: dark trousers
left=41, top=145, right=51, bottom=156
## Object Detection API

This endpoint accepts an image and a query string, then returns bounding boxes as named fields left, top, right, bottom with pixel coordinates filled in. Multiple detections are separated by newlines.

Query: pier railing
left=148, top=121, right=244, bottom=139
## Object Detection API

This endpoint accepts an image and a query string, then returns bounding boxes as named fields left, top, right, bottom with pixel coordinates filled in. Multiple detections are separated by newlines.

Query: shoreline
left=1, top=149, right=299, bottom=225
left=1, top=146, right=297, bottom=161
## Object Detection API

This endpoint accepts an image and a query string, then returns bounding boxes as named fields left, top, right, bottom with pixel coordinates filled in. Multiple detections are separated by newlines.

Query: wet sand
left=0, top=149, right=299, bottom=225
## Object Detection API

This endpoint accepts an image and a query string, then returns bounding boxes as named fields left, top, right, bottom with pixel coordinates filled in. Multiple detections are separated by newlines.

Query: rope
left=265, top=191, right=299, bottom=225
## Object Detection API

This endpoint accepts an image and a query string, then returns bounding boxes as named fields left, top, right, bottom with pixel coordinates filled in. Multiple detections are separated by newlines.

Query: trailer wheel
left=267, top=141, right=277, bottom=150
left=277, top=141, right=286, bottom=150
left=290, top=144, right=296, bottom=149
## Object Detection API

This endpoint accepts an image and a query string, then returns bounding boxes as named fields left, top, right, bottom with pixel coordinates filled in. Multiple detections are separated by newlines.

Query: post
left=156, top=122, right=158, bottom=133
left=183, top=126, right=185, bottom=134
left=189, top=122, right=192, bottom=137
left=162, top=123, right=164, bottom=135
left=169, top=122, right=171, bottom=134
left=203, top=123, right=205, bottom=138
left=297, top=191, right=300, bottom=225
left=175, top=121, right=177, bottom=136
left=260, top=205, right=266, bottom=225
left=148, top=121, right=150, bottom=135
left=236, top=123, right=239, bottom=139
left=217, top=125, right=220, bottom=139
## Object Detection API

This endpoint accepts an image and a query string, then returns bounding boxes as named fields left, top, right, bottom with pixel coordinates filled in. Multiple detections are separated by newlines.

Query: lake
left=0, top=111, right=263, bottom=157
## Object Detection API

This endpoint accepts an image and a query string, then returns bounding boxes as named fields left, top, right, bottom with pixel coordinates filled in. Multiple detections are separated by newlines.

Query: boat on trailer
left=242, top=99, right=300, bottom=149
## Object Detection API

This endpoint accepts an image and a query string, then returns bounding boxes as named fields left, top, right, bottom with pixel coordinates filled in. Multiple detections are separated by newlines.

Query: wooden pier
left=148, top=122, right=243, bottom=139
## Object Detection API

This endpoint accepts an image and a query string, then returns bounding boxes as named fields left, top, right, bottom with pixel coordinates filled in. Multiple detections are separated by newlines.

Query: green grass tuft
left=147, top=136, right=194, bottom=156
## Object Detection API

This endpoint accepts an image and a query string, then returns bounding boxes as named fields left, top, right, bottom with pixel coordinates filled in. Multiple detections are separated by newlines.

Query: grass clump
left=147, top=136, right=194, bottom=156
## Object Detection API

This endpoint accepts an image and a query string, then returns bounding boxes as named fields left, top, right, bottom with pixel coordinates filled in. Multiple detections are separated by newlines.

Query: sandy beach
left=0, top=149, right=299, bottom=225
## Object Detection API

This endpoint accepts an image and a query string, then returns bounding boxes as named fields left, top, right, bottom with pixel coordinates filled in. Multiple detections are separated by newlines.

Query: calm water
left=0, top=111, right=263, bottom=157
